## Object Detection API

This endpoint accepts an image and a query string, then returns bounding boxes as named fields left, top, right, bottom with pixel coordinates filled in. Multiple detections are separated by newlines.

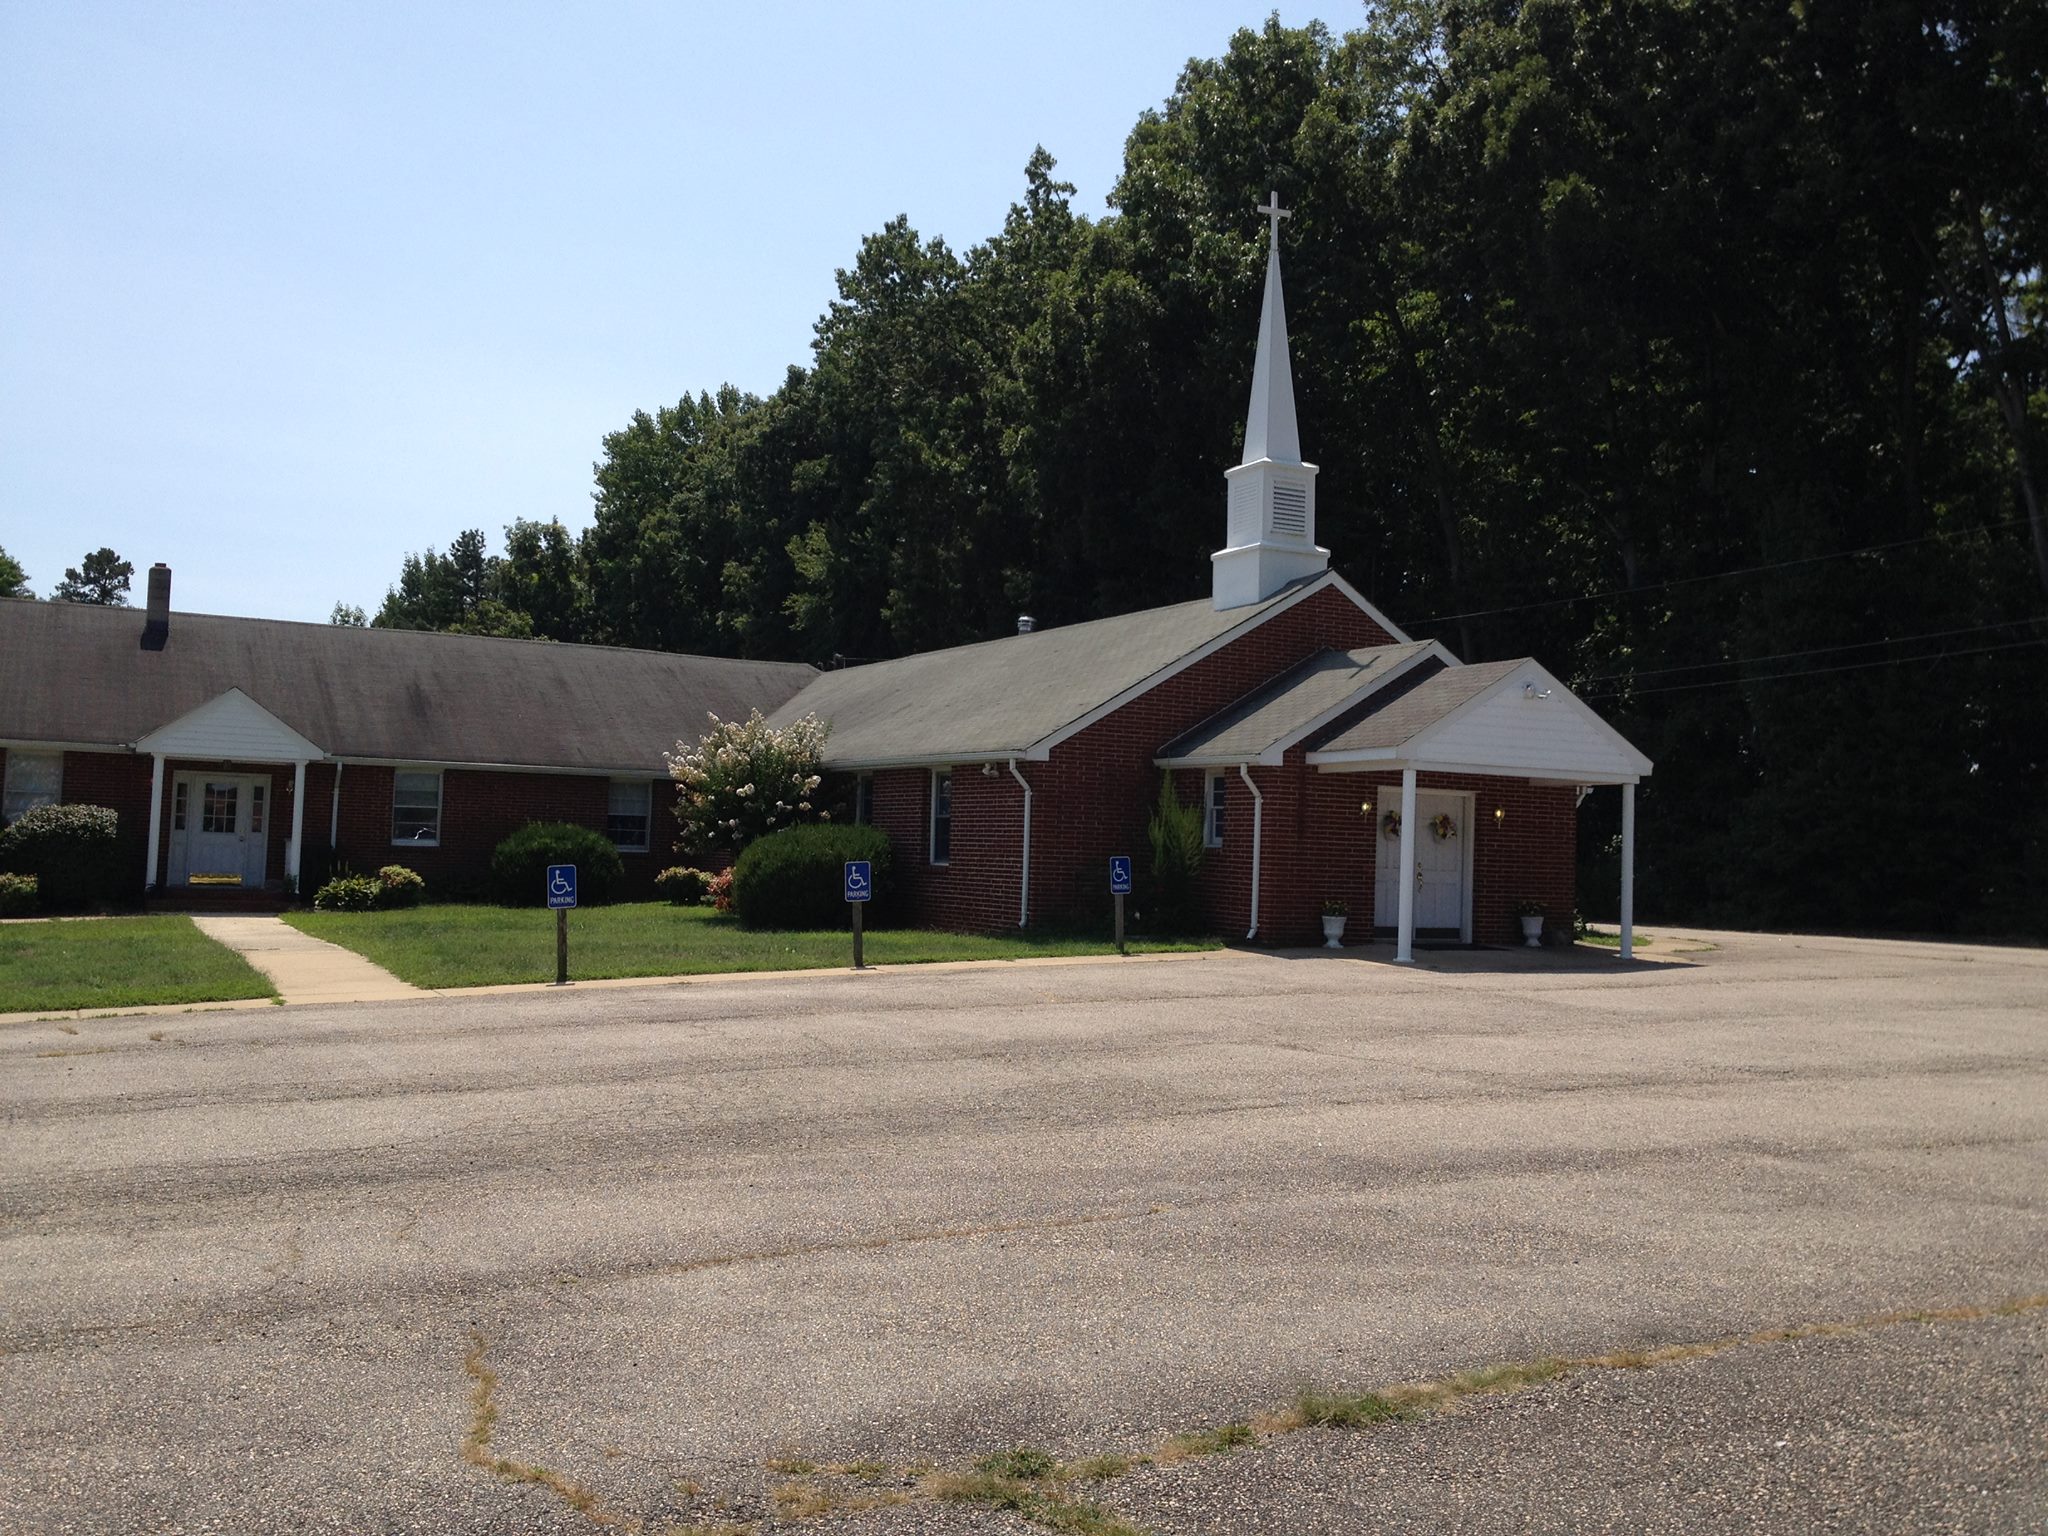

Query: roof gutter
left=1007, top=758, right=1032, bottom=929
left=1238, top=763, right=1263, bottom=941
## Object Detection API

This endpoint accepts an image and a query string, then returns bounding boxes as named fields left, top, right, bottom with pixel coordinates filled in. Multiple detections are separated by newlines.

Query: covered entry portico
left=136, top=689, right=325, bottom=893
left=1307, top=658, right=1651, bottom=961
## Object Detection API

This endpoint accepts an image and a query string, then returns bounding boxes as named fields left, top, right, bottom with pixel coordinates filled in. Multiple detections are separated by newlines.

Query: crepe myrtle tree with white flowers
left=666, top=709, right=831, bottom=855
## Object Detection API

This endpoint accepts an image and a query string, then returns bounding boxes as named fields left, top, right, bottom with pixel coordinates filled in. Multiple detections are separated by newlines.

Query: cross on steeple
left=1257, top=191, right=1291, bottom=247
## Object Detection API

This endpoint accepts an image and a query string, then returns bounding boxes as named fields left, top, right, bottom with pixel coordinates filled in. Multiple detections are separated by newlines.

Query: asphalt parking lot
left=2, top=929, right=2043, bottom=1533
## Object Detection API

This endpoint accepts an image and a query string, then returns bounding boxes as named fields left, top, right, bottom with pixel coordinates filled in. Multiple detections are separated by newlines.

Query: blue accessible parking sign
left=1109, top=856, right=1133, bottom=895
left=843, top=860, right=873, bottom=903
left=546, top=864, right=578, bottom=909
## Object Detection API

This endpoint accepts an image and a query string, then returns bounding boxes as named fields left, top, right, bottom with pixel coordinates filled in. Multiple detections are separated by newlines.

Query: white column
left=143, top=753, right=165, bottom=893
left=287, top=759, right=308, bottom=889
left=1619, top=782, right=1635, bottom=961
left=328, top=760, right=344, bottom=848
left=1395, top=766, right=1418, bottom=963
left=1238, top=764, right=1263, bottom=940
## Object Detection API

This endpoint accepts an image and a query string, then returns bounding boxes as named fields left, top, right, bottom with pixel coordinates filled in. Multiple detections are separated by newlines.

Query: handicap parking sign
left=843, top=860, right=872, bottom=903
left=546, top=864, right=577, bottom=909
left=1109, top=856, right=1133, bottom=895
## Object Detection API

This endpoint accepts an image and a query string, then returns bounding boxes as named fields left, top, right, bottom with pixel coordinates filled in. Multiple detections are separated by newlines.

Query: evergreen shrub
left=375, top=865, right=426, bottom=908
left=0, top=872, right=38, bottom=916
left=0, top=803, right=119, bottom=909
left=1144, top=773, right=1205, bottom=934
left=488, top=822, right=623, bottom=906
left=654, top=866, right=712, bottom=906
left=313, top=873, right=380, bottom=911
left=730, top=824, right=891, bottom=930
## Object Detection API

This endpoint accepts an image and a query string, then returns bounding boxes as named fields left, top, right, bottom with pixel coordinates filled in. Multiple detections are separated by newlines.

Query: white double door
left=1374, top=789, right=1470, bottom=938
left=169, top=773, right=270, bottom=887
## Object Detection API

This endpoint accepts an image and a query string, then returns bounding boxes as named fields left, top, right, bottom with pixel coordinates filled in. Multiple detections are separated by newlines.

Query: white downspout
left=1007, top=759, right=1031, bottom=928
left=1238, top=763, right=1263, bottom=940
left=144, top=753, right=165, bottom=893
left=329, top=760, right=344, bottom=849
left=1619, top=782, right=1636, bottom=961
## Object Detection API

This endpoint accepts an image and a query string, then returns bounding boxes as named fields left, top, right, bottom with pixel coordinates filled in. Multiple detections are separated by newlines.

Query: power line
left=1578, top=637, right=2048, bottom=700
left=1578, top=618, right=2045, bottom=684
left=1406, top=515, right=2036, bottom=627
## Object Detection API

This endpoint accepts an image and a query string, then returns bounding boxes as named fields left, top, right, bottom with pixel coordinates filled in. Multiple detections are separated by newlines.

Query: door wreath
left=1430, top=812, right=1457, bottom=841
left=1381, top=810, right=1402, bottom=840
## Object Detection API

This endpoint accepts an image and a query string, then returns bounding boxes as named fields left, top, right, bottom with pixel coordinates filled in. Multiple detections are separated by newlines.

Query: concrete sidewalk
left=189, top=914, right=421, bottom=1006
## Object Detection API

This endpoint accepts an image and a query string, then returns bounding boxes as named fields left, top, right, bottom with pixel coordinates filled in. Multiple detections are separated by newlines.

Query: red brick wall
left=874, top=585, right=1397, bottom=933
left=61, top=750, right=156, bottom=891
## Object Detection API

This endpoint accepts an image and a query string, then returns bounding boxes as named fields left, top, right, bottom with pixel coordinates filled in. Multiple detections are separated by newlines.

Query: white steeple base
left=1212, top=538, right=1331, bottom=610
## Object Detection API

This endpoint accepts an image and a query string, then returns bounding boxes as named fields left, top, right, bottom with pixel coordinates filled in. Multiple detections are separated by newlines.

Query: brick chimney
left=140, top=563, right=170, bottom=651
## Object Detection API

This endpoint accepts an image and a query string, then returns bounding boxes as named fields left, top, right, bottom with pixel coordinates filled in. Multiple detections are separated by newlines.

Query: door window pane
left=607, top=779, right=651, bottom=850
left=249, top=783, right=265, bottom=835
left=172, top=781, right=187, bottom=832
left=392, top=771, right=442, bottom=845
left=202, top=783, right=239, bottom=834
left=1205, top=772, right=1227, bottom=847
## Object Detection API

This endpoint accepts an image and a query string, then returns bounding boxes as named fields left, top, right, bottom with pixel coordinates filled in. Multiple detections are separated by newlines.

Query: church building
left=0, top=198, right=1648, bottom=955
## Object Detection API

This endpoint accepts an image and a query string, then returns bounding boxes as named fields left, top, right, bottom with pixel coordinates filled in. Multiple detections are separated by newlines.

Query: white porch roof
left=133, top=688, right=327, bottom=763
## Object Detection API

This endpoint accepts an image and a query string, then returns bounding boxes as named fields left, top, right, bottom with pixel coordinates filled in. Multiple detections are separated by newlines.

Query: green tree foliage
left=366, top=5, right=2047, bottom=934
left=329, top=602, right=367, bottom=626
left=52, top=548, right=133, bottom=606
left=1145, top=773, right=1206, bottom=934
left=0, top=546, right=29, bottom=599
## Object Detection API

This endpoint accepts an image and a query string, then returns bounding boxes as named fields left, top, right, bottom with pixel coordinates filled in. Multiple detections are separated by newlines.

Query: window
left=607, top=779, right=652, bottom=851
left=2, top=749, right=62, bottom=823
left=172, top=780, right=187, bottom=832
left=854, top=774, right=873, bottom=826
left=1204, top=771, right=1228, bottom=848
left=929, top=770, right=952, bottom=865
left=249, top=782, right=265, bottom=835
left=392, top=770, right=442, bottom=845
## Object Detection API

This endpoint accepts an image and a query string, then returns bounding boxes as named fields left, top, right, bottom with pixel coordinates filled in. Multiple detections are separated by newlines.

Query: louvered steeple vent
left=1213, top=192, right=1329, bottom=610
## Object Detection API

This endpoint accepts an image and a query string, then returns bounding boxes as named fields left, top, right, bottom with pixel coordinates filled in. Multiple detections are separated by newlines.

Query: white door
left=1374, top=790, right=1468, bottom=936
left=172, top=775, right=269, bottom=886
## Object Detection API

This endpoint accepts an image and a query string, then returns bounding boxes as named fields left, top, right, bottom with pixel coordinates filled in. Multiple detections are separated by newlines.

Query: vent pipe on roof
left=1017, top=615, right=1036, bottom=634
left=140, top=563, right=170, bottom=652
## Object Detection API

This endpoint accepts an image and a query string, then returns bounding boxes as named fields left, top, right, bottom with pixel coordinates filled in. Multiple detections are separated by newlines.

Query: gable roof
left=1154, top=641, right=1439, bottom=766
left=771, top=573, right=1386, bottom=770
left=1307, top=657, right=1653, bottom=782
left=0, top=599, right=816, bottom=774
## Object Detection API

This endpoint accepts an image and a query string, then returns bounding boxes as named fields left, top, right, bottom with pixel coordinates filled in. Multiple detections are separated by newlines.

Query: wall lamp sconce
left=1494, top=806, right=1506, bottom=827
left=1359, top=799, right=1373, bottom=818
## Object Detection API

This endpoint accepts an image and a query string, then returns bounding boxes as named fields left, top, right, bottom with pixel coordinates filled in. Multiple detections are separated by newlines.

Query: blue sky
left=2, top=2, right=1345, bottom=622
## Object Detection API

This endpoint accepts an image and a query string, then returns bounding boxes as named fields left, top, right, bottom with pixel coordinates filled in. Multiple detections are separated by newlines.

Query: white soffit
left=134, top=688, right=326, bottom=762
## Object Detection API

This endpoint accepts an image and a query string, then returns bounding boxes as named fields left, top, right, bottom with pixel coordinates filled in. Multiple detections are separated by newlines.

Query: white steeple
left=1213, top=191, right=1329, bottom=610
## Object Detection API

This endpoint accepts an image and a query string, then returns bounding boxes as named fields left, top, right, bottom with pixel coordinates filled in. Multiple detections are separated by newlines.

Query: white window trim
left=391, top=768, right=443, bottom=848
left=1204, top=770, right=1226, bottom=848
left=930, top=769, right=952, bottom=866
left=607, top=778, right=652, bottom=853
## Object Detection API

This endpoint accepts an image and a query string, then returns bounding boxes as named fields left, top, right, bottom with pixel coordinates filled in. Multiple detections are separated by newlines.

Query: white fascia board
left=1027, top=570, right=1423, bottom=760
left=1307, top=752, right=1639, bottom=785
left=334, top=755, right=663, bottom=779
left=819, top=751, right=1016, bottom=773
left=0, top=737, right=131, bottom=753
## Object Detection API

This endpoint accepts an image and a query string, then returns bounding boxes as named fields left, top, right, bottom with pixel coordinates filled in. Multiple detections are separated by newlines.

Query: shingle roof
left=1155, top=642, right=1437, bottom=764
left=0, top=599, right=816, bottom=773
left=769, top=582, right=1318, bottom=768
left=1307, top=659, right=1526, bottom=753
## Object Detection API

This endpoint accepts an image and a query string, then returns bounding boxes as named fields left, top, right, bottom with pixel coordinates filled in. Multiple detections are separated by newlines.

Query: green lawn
left=0, top=915, right=278, bottom=1013
left=285, top=902, right=1216, bottom=989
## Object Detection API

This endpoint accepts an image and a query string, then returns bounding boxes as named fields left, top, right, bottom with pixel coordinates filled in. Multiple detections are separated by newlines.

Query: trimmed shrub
left=706, top=867, right=735, bottom=914
left=374, top=864, right=426, bottom=909
left=654, top=866, right=712, bottom=906
left=0, top=872, right=38, bottom=916
left=0, top=803, right=119, bottom=910
left=488, top=822, right=623, bottom=907
left=313, top=873, right=380, bottom=911
left=1144, top=773, right=1205, bottom=934
left=731, top=823, right=892, bottom=930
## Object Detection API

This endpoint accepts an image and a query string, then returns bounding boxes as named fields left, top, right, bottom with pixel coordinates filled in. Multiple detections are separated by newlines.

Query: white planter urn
left=1519, top=914, right=1544, bottom=948
left=1321, top=914, right=1348, bottom=949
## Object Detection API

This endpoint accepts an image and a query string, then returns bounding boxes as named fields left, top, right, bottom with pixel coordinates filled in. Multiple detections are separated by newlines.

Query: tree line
left=352, top=3, right=2044, bottom=937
